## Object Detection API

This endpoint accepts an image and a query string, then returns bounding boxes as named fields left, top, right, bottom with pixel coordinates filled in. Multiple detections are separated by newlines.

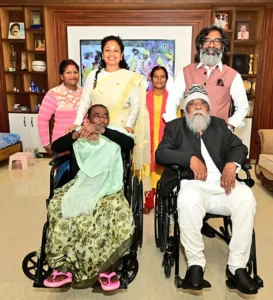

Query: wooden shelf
left=234, top=40, right=260, bottom=46
left=25, top=28, right=44, bottom=33
left=241, top=74, right=256, bottom=78
left=1, top=38, right=25, bottom=43
left=8, top=111, right=38, bottom=114
left=27, top=50, right=46, bottom=54
left=5, top=71, right=47, bottom=75
left=7, top=92, right=46, bottom=95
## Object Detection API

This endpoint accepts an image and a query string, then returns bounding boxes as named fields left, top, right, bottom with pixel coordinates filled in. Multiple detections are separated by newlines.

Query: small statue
left=249, top=54, right=254, bottom=75
left=21, top=51, right=27, bottom=71
left=10, top=45, right=17, bottom=71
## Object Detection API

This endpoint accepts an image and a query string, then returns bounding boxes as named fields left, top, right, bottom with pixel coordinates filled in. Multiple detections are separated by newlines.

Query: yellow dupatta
left=90, top=69, right=151, bottom=190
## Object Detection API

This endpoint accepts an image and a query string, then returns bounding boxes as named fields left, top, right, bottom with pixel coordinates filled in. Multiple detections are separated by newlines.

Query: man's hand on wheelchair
left=190, top=156, right=207, bottom=181
left=221, top=162, right=237, bottom=195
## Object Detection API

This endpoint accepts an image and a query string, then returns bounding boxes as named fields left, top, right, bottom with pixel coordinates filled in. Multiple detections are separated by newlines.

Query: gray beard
left=200, top=50, right=223, bottom=66
left=186, top=112, right=211, bottom=134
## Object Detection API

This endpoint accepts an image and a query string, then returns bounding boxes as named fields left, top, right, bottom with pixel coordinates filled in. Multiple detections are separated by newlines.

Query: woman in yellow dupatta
left=68, top=35, right=150, bottom=188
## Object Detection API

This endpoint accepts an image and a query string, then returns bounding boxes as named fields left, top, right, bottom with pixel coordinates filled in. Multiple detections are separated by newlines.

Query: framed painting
left=80, top=39, right=175, bottom=90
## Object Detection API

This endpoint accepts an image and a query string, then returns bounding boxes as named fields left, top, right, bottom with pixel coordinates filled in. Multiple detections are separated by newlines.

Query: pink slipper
left=43, top=270, right=72, bottom=288
left=99, top=272, right=120, bottom=291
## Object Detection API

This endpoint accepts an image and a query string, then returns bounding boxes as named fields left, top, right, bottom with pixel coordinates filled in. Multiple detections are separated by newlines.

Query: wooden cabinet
left=0, top=6, right=47, bottom=114
left=9, top=113, right=43, bottom=152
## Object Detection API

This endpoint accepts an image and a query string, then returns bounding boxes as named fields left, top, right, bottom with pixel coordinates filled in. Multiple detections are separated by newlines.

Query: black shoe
left=226, top=266, right=258, bottom=294
left=183, top=265, right=204, bottom=290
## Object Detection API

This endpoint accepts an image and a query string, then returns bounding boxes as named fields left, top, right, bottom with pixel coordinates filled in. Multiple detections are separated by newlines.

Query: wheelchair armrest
left=236, top=163, right=255, bottom=188
left=49, top=154, right=71, bottom=167
left=242, top=163, right=252, bottom=171
left=171, top=164, right=182, bottom=171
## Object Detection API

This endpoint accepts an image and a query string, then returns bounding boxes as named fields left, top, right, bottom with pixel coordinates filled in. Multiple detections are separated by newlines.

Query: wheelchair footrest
left=175, top=275, right=211, bottom=290
left=226, top=275, right=264, bottom=290
left=226, top=279, right=237, bottom=289
left=33, top=280, right=46, bottom=288
left=254, top=275, right=264, bottom=288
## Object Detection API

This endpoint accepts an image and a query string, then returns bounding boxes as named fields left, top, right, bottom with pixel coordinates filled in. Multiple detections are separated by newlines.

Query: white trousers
left=177, top=181, right=256, bottom=269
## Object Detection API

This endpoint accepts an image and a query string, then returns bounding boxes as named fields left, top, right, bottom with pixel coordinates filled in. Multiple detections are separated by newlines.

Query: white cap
left=184, top=84, right=210, bottom=111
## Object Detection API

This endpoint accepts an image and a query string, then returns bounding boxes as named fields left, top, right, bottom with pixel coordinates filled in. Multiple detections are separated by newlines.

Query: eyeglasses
left=203, top=38, right=223, bottom=46
left=187, top=100, right=208, bottom=108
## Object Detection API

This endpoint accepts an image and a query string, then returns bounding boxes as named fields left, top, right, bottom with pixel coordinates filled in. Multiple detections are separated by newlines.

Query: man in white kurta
left=155, top=84, right=257, bottom=294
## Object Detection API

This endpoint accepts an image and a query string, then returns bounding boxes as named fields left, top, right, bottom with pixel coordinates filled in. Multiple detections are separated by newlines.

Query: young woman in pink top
left=38, top=59, right=83, bottom=155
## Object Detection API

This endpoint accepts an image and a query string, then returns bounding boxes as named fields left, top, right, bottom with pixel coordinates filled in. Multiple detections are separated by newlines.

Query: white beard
left=200, top=48, right=223, bottom=66
left=186, top=110, right=211, bottom=134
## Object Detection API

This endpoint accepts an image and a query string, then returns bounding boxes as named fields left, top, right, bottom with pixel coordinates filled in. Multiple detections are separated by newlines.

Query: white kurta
left=177, top=140, right=256, bottom=269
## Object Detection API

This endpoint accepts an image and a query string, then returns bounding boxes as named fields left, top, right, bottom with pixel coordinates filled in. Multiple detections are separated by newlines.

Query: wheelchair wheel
left=246, top=250, right=253, bottom=275
left=22, top=251, right=52, bottom=281
left=138, top=179, right=143, bottom=248
left=159, top=198, right=170, bottom=253
left=132, top=176, right=143, bottom=249
left=114, top=256, right=139, bottom=284
left=154, top=182, right=160, bottom=248
left=124, top=165, right=132, bottom=205
left=131, top=176, right=138, bottom=214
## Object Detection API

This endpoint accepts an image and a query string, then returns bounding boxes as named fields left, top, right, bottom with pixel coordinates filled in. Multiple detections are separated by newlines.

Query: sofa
left=255, top=129, right=273, bottom=192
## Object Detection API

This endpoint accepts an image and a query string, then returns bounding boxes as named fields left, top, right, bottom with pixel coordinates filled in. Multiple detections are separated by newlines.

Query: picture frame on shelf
left=236, top=21, right=251, bottom=40
left=35, top=39, right=45, bottom=51
left=8, top=22, right=25, bottom=39
left=30, top=11, right=43, bottom=28
left=232, top=54, right=249, bottom=74
left=214, top=13, right=229, bottom=30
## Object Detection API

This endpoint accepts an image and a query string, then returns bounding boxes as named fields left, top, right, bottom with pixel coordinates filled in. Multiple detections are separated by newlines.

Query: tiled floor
left=0, top=158, right=272, bottom=300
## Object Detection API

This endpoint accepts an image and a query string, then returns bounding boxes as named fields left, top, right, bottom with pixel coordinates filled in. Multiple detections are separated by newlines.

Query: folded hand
left=79, top=123, right=105, bottom=138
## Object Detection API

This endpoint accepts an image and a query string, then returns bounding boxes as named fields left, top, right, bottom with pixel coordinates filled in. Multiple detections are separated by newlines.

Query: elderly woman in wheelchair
left=154, top=85, right=262, bottom=295
left=40, top=104, right=135, bottom=290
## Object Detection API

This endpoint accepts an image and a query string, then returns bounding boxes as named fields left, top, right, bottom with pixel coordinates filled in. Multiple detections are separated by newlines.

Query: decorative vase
left=32, top=60, right=46, bottom=72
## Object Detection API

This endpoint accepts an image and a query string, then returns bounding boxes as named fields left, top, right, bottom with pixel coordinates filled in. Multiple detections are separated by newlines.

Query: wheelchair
left=22, top=150, right=143, bottom=290
left=154, top=164, right=264, bottom=292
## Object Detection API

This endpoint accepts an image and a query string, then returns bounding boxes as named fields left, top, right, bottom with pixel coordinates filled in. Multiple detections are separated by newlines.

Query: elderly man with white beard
left=163, top=25, right=248, bottom=132
left=155, top=85, right=257, bottom=294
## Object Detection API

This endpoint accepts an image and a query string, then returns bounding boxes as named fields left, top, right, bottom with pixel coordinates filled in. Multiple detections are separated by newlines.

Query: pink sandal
left=43, top=270, right=72, bottom=288
left=99, top=272, right=120, bottom=291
